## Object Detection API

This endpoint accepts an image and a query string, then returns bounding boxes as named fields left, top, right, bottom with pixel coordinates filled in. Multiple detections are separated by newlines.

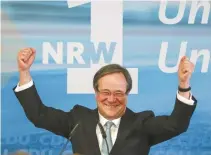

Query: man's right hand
left=17, top=48, right=36, bottom=86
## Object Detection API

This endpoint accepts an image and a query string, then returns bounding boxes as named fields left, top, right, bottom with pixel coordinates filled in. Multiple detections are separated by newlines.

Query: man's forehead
left=99, top=79, right=127, bottom=91
left=100, top=83, right=126, bottom=89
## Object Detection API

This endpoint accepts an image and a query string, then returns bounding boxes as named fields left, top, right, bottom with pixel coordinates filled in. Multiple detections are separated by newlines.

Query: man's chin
left=103, top=111, right=119, bottom=120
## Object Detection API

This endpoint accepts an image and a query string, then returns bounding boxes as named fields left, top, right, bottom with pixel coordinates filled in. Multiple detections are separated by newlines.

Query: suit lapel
left=84, top=108, right=136, bottom=155
left=84, top=108, right=101, bottom=155
left=110, top=108, right=136, bottom=154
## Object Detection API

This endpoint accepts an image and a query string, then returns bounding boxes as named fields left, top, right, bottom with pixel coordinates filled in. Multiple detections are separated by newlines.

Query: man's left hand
left=178, top=56, right=195, bottom=88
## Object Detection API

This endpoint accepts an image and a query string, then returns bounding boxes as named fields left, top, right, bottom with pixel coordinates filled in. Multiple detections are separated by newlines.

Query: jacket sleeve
left=13, top=84, right=76, bottom=139
left=143, top=96, right=197, bottom=146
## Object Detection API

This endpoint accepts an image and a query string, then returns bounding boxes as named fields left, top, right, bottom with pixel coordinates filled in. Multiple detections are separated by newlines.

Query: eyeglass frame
left=97, top=89, right=127, bottom=99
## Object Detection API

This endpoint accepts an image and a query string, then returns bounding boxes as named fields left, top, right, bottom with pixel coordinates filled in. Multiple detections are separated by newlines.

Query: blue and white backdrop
left=1, top=0, right=211, bottom=155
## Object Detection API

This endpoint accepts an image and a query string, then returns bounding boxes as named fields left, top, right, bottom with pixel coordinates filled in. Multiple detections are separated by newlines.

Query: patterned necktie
left=101, top=121, right=114, bottom=155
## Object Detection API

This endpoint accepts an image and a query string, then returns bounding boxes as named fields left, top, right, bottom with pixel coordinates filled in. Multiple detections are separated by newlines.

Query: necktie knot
left=105, top=121, right=113, bottom=129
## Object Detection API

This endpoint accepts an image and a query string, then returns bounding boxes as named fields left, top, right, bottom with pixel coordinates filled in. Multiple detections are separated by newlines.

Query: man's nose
left=107, top=94, right=116, bottom=102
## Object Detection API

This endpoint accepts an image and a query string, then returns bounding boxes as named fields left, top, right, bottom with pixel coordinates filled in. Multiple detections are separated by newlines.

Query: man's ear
left=94, top=90, right=98, bottom=97
left=95, top=92, right=99, bottom=99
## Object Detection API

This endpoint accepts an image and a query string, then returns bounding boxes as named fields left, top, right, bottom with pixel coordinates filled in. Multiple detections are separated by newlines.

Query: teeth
left=105, top=104, right=118, bottom=107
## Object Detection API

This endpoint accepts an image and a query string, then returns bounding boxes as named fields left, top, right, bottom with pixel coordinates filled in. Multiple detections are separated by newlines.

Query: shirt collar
left=98, top=112, right=121, bottom=128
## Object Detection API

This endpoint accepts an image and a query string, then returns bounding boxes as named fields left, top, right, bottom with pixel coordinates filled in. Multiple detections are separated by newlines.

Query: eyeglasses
left=98, top=90, right=126, bottom=99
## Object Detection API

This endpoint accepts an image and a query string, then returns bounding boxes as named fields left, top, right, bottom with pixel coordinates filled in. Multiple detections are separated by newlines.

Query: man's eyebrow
left=100, top=89, right=124, bottom=92
left=115, top=90, right=124, bottom=93
left=99, top=89, right=110, bottom=91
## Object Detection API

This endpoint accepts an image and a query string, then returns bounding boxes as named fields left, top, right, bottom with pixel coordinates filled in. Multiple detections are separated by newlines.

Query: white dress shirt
left=96, top=113, right=121, bottom=153
left=14, top=80, right=195, bottom=152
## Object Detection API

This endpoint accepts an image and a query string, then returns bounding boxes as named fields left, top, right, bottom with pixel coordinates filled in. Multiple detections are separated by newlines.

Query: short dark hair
left=93, top=64, right=132, bottom=94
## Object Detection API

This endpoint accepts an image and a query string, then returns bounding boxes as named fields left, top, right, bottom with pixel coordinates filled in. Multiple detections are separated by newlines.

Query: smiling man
left=14, top=48, right=197, bottom=155
left=94, top=65, right=131, bottom=120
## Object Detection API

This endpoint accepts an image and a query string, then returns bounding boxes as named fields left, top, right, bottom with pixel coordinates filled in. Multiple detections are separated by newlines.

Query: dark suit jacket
left=14, top=85, right=197, bottom=155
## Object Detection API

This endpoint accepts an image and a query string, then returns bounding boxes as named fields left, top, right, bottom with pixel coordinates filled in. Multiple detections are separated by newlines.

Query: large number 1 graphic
left=67, top=0, right=138, bottom=94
